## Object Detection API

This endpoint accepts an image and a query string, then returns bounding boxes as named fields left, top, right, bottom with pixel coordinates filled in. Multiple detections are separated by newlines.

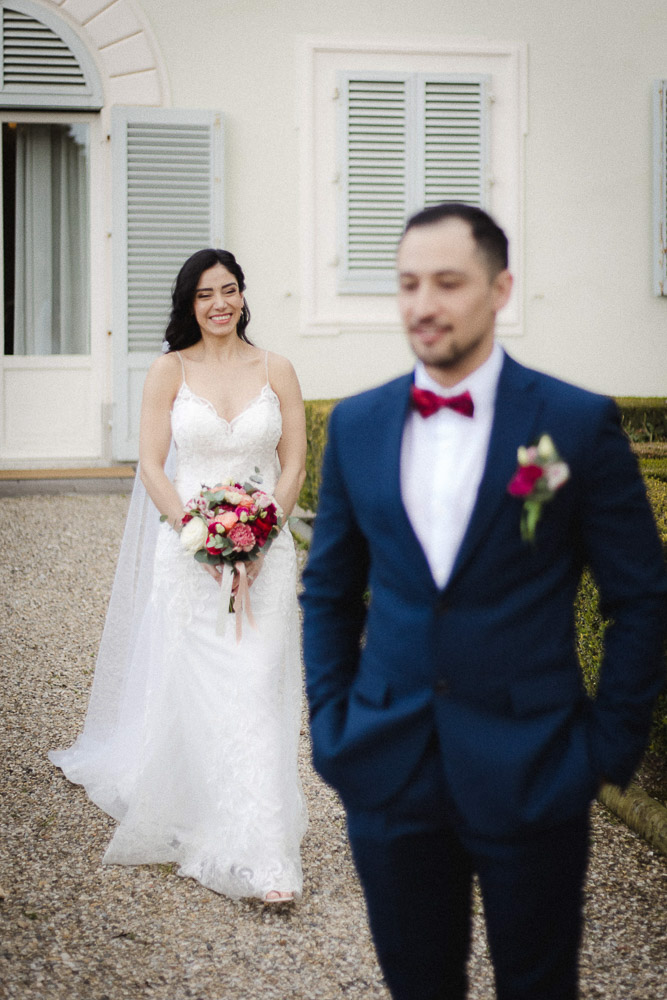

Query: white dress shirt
left=400, top=342, right=504, bottom=588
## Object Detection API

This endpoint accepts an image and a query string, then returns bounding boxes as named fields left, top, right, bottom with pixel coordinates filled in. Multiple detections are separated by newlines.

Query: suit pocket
left=509, top=669, right=586, bottom=717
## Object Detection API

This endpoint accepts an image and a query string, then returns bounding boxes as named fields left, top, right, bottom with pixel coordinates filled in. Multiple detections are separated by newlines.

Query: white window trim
left=297, top=37, right=527, bottom=338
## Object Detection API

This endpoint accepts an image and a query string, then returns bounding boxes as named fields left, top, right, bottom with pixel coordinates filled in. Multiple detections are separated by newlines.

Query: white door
left=0, top=111, right=105, bottom=465
left=0, top=0, right=105, bottom=466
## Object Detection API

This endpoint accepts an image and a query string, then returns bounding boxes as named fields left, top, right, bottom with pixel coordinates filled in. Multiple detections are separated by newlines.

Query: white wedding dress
left=49, top=361, right=308, bottom=900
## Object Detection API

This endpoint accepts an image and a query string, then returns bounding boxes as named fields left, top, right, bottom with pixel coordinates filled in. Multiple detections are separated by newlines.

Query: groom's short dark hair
left=403, top=202, right=509, bottom=277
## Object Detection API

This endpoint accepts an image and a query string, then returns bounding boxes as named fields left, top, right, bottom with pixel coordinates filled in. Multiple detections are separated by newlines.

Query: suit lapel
left=447, top=353, right=544, bottom=588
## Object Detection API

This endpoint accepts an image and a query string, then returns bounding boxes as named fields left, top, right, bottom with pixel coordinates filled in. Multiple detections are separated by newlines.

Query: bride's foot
left=263, top=890, right=294, bottom=905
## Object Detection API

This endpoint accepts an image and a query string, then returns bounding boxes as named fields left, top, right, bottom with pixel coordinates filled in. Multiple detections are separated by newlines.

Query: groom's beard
left=407, top=322, right=494, bottom=376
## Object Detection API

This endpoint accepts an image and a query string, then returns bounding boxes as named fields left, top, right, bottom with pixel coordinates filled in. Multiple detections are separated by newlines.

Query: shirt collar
left=413, top=342, right=504, bottom=418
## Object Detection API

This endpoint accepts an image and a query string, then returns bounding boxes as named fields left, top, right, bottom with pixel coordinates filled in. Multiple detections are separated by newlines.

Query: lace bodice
left=171, top=380, right=283, bottom=503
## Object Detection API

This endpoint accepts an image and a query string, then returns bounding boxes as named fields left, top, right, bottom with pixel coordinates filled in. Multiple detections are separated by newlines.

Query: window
left=3, top=120, right=89, bottom=354
left=299, top=39, right=526, bottom=337
left=339, top=73, right=489, bottom=293
left=0, top=0, right=102, bottom=357
left=0, top=0, right=103, bottom=110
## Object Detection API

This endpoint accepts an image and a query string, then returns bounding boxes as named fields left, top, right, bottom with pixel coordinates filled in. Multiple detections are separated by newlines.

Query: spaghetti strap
left=176, top=351, right=186, bottom=385
left=264, top=350, right=270, bottom=387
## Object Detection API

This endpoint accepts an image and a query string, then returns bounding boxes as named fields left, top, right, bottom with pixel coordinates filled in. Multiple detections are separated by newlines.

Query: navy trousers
left=346, top=737, right=590, bottom=1000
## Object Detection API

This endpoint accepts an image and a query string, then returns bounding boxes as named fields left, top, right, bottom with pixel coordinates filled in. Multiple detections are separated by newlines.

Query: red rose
left=252, top=517, right=272, bottom=541
left=507, top=464, right=543, bottom=497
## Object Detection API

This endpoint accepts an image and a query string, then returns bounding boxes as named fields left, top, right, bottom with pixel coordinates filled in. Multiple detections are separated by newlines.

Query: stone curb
left=598, top=783, right=667, bottom=857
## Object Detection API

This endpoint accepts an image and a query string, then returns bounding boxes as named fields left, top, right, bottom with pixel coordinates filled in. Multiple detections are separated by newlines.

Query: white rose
left=537, top=434, right=557, bottom=462
left=223, top=489, right=245, bottom=505
left=180, top=517, right=209, bottom=555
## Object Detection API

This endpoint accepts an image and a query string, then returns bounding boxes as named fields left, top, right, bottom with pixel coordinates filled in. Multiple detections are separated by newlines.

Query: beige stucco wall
left=133, top=0, right=667, bottom=400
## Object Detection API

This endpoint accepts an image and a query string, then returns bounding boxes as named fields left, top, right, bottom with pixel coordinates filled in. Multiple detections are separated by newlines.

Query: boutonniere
left=507, top=434, right=570, bottom=543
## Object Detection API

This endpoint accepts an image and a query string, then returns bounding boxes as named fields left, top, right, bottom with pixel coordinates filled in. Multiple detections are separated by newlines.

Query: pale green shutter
left=421, top=77, right=488, bottom=207
left=338, top=72, right=489, bottom=294
left=338, top=75, right=410, bottom=293
left=111, top=107, right=224, bottom=460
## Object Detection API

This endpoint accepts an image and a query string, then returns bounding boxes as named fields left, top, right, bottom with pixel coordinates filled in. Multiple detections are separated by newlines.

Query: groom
left=300, top=202, right=667, bottom=999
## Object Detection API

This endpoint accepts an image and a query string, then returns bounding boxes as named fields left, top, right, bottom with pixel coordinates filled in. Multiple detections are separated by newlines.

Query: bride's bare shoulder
left=149, top=351, right=183, bottom=375
left=265, top=350, right=298, bottom=382
left=144, top=351, right=182, bottom=401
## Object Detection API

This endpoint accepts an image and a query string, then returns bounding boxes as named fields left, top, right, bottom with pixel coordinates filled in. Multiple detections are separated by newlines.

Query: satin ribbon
left=215, top=561, right=256, bottom=642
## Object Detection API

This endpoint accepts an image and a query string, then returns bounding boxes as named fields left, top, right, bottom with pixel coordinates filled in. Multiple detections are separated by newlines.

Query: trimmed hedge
left=639, top=457, right=667, bottom=483
left=575, top=477, right=667, bottom=759
left=616, top=397, right=667, bottom=443
left=300, top=399, right=667, bottom=761
left=300, top=398, right=667, bottom=508
left=299, top=399, right=337, bottom=512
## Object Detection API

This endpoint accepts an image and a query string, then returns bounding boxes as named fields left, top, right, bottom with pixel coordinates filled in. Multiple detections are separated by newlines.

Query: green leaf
left=194, top=550, right=219, bottom=565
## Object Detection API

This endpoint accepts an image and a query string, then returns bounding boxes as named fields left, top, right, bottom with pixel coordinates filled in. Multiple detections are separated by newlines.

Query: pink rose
left=251, top=490, right=272, bottom=508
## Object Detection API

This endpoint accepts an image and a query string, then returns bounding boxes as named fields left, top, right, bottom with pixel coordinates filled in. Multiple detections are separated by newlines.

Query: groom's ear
left=492, top=269, right=513, bottom=312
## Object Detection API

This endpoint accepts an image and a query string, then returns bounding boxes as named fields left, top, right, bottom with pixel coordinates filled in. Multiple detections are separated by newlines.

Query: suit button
left=434, top=679, right=449, bottom=695
left=435, top=596, right=449, bottom=615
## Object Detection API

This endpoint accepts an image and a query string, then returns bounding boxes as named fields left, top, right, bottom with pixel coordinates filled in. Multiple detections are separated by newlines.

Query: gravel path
left=1, top=494, right=666, bottom=1000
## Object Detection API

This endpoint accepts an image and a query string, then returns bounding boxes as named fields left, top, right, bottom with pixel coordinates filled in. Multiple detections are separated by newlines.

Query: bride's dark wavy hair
left=163, top=248, right=253, bottom=352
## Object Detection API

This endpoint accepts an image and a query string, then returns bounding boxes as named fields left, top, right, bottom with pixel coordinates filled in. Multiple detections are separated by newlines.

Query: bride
left=49, top=249, right=308, bottom=903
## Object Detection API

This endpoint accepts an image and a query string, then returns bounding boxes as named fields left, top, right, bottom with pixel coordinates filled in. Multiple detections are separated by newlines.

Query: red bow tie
left=410, top=385, right=475, bottom=418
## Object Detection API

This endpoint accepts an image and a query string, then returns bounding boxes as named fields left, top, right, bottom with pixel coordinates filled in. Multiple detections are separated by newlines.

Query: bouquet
left=165, top=469, right=284, bottom=637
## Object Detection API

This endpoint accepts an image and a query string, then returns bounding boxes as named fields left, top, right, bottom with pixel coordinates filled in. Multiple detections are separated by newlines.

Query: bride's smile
left=193, top=263, right=245, bottom=339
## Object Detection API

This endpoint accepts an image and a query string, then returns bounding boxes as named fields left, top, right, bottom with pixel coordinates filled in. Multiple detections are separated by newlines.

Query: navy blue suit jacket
left=300, top=353, right=667, bottom=836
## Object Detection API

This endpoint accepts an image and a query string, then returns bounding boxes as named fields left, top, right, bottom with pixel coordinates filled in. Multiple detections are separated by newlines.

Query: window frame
left=297, top=37, right=527, bottom=338
left=337, top=70, right=490, bottom=294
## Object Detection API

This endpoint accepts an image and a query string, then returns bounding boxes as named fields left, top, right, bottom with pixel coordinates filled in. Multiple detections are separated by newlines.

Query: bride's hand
left=201, top=556, right=264, bottom=591
left=233, top=553, right=265, bottom=593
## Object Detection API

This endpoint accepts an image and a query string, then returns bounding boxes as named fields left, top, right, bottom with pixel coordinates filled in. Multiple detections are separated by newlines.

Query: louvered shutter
left=421, top=77, right=488, bottom=207
left=339, top=75, right=411, bottom=293
left=338, top=72, right=489, bottom=294
left=653, top=80, right=667, bottom=295
left=111, top=107, right=224, bottom=460
left=0, top=0, right=102, bottom=109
